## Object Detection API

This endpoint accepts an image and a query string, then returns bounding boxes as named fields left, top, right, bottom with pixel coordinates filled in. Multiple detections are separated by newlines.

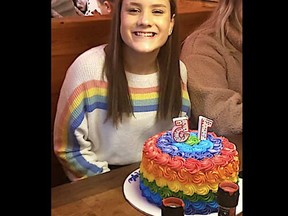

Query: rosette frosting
left=139, top=129, right=239, bottom=215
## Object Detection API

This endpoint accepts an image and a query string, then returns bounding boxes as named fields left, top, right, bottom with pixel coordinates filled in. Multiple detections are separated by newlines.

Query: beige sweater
left=180, top=22, right=242, bottom=136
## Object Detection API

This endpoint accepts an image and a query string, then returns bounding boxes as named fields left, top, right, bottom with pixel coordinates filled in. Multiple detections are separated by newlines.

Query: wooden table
left=52, top=135, right=243, bottom=216
left=52, top=162, right=142, bottom=216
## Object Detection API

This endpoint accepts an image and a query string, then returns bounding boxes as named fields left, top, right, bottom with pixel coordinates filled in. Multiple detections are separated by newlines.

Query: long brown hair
left=103, top=0, right=182, bottom=125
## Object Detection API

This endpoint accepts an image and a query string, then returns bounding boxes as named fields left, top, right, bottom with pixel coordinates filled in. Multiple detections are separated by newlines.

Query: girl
left=54, top=0, right=191, bottom=181
left=181, top=0, right=242, bottom=136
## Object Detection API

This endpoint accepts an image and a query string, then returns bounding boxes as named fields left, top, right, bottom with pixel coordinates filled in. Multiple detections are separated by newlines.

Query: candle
left=172, top=116, right=189, bottom=142
left=197, top=116, right=213, bottom=140
left=217, top=181, right=240, bottom=216
left=161, top=197, right=185, bottom=216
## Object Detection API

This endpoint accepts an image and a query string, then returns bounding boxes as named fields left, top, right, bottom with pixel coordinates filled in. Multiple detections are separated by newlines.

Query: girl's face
left=120, top=0, right=174, bottom=54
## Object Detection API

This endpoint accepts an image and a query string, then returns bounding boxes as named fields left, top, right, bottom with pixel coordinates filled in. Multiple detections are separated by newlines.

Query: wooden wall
left=51, top=1, right=215, bottom=187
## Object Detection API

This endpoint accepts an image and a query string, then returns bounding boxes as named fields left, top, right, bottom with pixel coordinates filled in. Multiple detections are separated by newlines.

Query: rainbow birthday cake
left=139, top=129, right=239, bottom=215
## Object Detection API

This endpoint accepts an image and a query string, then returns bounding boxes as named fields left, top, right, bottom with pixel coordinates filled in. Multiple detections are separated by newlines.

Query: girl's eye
left=127, top=8, right=140, bottom=14
left=152, top=9, right=164, bottom=15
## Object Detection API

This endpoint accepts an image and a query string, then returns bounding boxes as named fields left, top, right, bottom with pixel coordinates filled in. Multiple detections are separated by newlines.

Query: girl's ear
left=169, top=14, right=175, bottom=35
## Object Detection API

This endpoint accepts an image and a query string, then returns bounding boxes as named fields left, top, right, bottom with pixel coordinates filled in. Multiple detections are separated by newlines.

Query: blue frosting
left=156, top=131, right=223, bottom=160
left=139, top=179, right=218, bottom=215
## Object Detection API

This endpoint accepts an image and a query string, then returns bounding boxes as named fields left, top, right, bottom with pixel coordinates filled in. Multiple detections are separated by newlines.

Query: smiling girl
left=54, top=0, right=191, bottom=181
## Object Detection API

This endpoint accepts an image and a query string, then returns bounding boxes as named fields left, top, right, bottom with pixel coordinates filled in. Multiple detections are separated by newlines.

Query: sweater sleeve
left=180, top=31, right=242, bottom=136
left=53, top=47, right=110, bottom=181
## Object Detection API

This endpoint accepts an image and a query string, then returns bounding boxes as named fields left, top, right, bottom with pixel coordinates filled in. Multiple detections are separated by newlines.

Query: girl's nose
left=137, top=11, right=153, bottom=26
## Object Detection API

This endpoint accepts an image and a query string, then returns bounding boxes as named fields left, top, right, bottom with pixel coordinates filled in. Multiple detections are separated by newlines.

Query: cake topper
left=171, top=116, right=190, bottom=142
left=197, top=116, right=213, bottom=140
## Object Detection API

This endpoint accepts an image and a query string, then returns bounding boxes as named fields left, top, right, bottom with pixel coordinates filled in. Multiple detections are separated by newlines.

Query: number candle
left=172, top=116, right=190, bottom=142
left=197, top=116, right=213, bottom=140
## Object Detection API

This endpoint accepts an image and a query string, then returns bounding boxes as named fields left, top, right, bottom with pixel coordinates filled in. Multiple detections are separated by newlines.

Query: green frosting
left=140, top=174, right=216, bottom=202
left=185, top=134, right=200, bottom=146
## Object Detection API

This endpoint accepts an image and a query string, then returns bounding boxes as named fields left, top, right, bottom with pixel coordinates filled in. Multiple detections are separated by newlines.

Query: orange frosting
left=140, top=130, right=239, bottom=196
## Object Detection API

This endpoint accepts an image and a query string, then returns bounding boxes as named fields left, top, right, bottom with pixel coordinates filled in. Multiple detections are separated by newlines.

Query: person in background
left=72, top=0, right=88, bottom=14
left=51, top=0, right=79, bottom=17
left=180, top=0, right=242, bottom=136
left=54, top=0, right=191, bottom=181
left=85, top=0, right=114, bottom=16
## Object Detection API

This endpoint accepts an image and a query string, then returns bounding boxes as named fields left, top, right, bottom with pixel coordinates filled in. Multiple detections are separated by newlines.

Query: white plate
left=123, top=168, right=243, bottom=216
